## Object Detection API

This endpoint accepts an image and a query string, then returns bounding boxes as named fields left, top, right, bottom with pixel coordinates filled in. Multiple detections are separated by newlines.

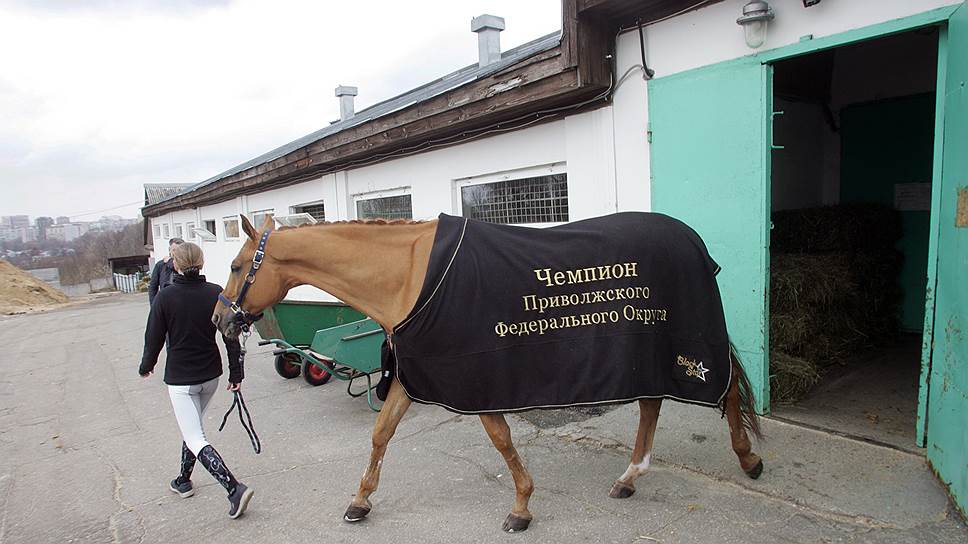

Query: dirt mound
left=0, top=260, right=70, bottom=314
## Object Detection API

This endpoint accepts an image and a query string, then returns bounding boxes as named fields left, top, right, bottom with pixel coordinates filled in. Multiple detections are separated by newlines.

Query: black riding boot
left=197, top=445, right=254, bottom=518
left=169, top=442, right=196, bottom=498
left=179, top=442, right=196, bottom=481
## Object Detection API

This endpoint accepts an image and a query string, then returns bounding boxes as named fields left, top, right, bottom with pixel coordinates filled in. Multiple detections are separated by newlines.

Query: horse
left=211, top=214, right=764, bottom=532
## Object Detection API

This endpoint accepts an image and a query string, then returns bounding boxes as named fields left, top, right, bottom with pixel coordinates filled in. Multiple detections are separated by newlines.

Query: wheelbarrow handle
left=258, top=340, right=272, bottom=346
left=272, top=349, right=287, bottom=356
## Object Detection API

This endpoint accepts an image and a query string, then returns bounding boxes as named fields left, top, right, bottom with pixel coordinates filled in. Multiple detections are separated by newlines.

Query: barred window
left=292, top=202, right=325, bottom=222
left=356, top=195, right=413, bottom=220
left=460, top=173, right=568, bottom=224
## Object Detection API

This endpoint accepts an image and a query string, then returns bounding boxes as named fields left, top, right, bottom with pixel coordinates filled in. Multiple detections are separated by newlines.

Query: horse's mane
left=276, top=218, right=430, bottom=231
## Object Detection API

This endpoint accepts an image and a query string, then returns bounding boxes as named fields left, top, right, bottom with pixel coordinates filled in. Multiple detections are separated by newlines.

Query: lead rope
left=218, top=329, right=262, bottom=454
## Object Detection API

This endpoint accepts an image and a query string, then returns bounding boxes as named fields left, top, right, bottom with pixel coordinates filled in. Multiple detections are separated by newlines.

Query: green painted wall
left=840, top=94, right=936, bottom=332
left=649, top=58, right=771, bottom=413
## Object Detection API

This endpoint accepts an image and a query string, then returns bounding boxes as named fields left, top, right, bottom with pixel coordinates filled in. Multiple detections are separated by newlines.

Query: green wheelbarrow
left=252, top=300, right=366, bottom=385
left=259, top=318, right=385, bottom=412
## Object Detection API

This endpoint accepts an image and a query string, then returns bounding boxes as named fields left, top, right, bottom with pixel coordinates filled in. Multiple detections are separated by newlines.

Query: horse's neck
left=277, top=221, right=438, bottom=330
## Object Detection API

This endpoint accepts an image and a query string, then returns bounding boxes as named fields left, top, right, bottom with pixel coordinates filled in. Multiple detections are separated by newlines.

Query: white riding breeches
left=168, top=377, right=219, bottom=455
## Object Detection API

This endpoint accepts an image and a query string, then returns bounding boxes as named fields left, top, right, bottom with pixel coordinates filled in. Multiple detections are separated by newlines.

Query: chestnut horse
left=212, top=215, right=763, bottom=532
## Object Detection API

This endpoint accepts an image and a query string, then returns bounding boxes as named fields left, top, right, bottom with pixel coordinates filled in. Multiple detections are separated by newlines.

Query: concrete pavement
left=0, top=293, right=964, bottom=543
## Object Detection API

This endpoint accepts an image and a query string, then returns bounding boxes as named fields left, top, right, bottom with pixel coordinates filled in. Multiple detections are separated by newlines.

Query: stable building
left=142, top=0, right=968, bottom=515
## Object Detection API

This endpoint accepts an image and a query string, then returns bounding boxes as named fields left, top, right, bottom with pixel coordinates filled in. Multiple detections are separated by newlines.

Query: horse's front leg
left=609, top=398, right=662, bottom=498
left=344, top=378, right=412, bottom=522
left=479, top=414, right=535, bottom=532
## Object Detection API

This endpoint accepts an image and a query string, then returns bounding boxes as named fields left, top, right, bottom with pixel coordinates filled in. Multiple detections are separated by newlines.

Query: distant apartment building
left=1, top=215, right=30, bottom=229
left=46, top=223, right=88, bottom=242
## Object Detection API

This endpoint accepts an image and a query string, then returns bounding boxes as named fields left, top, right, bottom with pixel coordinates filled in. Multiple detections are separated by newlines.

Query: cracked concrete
left=0, top=293, right=965, bottom=543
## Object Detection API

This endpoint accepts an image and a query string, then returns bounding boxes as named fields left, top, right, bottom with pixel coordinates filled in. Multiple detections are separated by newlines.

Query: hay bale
left=769, top=203, right=904, bottom=402
left=0, top=260, right=70, bottom=314
left=772, top=203, right=902, bottom=253
left=770, top=253, right=856, bottom=313
left=770, top=351, right=822, bottom=404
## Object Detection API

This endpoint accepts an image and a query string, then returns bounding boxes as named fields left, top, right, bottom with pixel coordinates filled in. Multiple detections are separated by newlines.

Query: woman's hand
left=141, top=371, right=152, bottom=380
left=228, top=382, right=242, bottom=392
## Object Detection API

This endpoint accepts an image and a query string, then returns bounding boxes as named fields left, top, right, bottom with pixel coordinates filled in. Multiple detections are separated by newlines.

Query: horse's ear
left=260, top=214, right=276, bottom=232
left=240, top=214, right=258, bottom=241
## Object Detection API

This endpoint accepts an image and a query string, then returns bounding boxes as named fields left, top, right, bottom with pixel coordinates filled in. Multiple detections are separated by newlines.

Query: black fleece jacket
left=139, top=274, right=243, bottom=385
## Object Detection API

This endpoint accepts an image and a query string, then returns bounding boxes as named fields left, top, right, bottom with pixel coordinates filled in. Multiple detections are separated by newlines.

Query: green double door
left=648, top=6, right=968, bottom=514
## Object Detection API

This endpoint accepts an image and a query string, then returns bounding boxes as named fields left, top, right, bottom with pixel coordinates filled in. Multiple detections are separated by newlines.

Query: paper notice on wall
left=894, top=183, right=931, bottom=211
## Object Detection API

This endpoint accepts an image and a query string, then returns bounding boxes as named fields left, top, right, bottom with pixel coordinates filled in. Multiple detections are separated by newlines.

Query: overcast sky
left=0, top=0, right=561, bottom=221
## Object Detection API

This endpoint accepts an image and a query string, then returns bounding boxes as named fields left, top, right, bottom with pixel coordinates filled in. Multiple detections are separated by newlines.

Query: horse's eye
left=230, top=265, right=241, bottom=273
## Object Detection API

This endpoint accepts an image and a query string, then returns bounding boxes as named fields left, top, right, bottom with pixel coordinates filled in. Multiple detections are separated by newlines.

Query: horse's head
left=212, top=214, right=289, bottom=339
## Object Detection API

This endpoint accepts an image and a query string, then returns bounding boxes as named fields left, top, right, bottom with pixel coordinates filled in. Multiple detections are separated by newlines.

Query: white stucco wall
left=149, top=109, right=618, bottom=301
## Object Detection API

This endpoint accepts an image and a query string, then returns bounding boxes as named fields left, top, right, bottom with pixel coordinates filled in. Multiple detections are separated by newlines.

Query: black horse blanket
left=388, top=212, right=732, bottom=414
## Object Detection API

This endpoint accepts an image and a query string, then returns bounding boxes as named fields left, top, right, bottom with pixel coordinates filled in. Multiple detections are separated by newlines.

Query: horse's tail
left=723, top=341, right=763, bottom=441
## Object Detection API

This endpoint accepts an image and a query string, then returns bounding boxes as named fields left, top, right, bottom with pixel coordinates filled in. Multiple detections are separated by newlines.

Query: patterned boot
left=197, top=445, right=254, bottom=519
left=169, top=442, right=195, bottom=498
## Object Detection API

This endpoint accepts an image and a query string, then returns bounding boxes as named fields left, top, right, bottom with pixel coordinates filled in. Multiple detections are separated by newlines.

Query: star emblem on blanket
left=675, top=355, right=710, bottom=383
left=694, top=361, right=709, bottom=382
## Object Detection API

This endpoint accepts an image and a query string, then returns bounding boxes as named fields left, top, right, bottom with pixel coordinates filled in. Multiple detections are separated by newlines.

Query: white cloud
left=0, top=0, right=560, bottom=220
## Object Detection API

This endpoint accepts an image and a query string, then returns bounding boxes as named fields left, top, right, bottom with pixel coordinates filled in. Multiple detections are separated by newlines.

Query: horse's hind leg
left=344, top=379, right=412, bottom=522
left=479, top=414, right=534, bottom=532
left=609, top=398, right=662, bottom=499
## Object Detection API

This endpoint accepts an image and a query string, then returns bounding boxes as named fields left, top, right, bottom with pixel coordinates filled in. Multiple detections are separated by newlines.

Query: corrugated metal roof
left=143, top=183, right=196, bottom=205
left=150, top=31, right=561, bottom=208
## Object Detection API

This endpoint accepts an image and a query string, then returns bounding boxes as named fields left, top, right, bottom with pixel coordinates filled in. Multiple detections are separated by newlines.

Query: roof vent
left=335, top=85, right=358, bottom=121
left=471, top=14, right=505, bottom=68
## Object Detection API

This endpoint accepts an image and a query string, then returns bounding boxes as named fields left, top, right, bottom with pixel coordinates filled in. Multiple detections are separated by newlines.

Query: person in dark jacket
left=148, top=237, right=184, bottom=305
left=139, top=241, right=254, bottom=519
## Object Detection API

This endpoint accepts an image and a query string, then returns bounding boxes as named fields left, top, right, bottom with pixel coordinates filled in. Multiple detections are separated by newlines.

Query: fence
left=113, top=272, right=144, bottom=294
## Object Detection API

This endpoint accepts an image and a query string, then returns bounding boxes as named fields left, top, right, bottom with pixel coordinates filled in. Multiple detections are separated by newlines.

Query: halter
left=218, top=229, right=270, bottom=331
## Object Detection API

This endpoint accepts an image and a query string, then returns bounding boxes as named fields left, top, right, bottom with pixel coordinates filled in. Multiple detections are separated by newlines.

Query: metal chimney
left=335, top=85, right=358, bottom=121
left=471, top=14, right=505, bottom=68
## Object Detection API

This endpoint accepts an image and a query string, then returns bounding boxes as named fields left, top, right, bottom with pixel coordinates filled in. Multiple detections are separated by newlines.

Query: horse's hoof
left=745, top=459, right=764, bottom=480
left=608, top=481, right=636, bottom=499
left=343, top=504, right=371, bottom=523
left=502, top=513, right=532, bottom=532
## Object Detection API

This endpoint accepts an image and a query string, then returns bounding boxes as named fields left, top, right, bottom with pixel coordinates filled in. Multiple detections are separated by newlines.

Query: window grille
left=185, top=222, right=196, bottom=240
left=173, top=224, right=184, bottom=239
left=460, top=173, right=568, bottom=224
left=292, top=203, right=325, bottom=221
left=356, top=195, right=413, bottom=220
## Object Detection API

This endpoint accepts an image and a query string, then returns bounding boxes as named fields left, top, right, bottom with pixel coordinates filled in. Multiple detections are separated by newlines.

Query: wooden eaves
left=142, top=0, right=696, bottom=218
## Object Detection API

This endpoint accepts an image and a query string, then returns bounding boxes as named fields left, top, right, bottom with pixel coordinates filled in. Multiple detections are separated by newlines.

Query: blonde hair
left=172, top=242, right=204, bottom=276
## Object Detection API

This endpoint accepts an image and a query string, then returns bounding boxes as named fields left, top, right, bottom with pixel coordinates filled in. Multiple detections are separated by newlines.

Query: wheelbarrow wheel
left=303, top=361, right=332, bottom=386
left=274, top=354, right=301, bottom=379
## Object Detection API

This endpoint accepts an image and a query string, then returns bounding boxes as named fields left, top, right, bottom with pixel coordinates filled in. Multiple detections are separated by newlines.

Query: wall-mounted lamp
left=736, top=1, right=775, bottom=49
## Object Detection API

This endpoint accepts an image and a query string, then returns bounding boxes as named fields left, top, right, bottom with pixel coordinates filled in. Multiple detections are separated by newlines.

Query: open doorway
left=767, top=28, right=939, bottom=452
